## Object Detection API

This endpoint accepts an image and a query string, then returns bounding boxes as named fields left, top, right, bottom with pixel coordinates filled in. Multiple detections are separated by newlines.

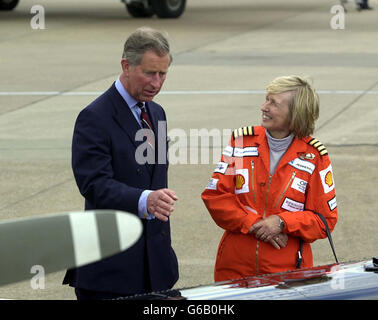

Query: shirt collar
left=115, top=77, right=143, bottom=109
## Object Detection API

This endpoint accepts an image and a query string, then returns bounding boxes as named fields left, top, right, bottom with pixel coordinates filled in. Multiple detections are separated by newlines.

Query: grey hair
left=122, top=27, right=172, bottom=66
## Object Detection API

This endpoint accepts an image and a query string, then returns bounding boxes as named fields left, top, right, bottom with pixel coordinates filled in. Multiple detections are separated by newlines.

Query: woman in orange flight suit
left=201, top=76, right=338, bottom=282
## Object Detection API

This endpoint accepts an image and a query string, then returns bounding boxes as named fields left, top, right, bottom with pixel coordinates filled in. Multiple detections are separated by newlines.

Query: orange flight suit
left=201, top=126, right=338, bottom=281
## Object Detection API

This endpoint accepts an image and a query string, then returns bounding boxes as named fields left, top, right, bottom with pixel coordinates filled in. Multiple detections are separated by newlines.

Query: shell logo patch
left=235, top=174, right=245, bottom=190
left=319, top=164, right=335, bottom=194
left=325, top=171, right=333, bottom=188
left=234, top=169, right=249, bottom=194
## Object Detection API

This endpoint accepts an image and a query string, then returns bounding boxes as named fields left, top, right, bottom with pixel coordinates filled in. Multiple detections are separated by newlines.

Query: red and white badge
left=205, top=178, right=219, bottom=190
left=291, top=177, right=308, bottom=194
left=234, top=169, right=249, bottom=194
left=319, top=164, right=335, bottom=194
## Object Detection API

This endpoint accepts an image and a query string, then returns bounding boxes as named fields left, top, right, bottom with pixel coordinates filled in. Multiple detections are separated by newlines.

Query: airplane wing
left=0, top=210, right=142, bottom=286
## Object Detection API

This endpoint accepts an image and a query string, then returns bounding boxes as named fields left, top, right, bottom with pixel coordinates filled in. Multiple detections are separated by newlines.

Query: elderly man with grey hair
left=63, top=27, right=179, bottom=300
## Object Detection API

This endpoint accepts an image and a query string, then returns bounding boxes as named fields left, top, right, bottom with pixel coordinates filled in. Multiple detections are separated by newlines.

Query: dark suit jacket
left=63, top=83, right=179, bottom=295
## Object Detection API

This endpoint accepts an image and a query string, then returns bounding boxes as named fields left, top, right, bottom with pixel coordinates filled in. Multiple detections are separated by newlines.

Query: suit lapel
left=145, top=102, right=169, bottom=188
left=107, top=84, right=154, bottom=176
left=145, top=102, right=160, bottom=179
left=108, top=84, right=142, bottom=149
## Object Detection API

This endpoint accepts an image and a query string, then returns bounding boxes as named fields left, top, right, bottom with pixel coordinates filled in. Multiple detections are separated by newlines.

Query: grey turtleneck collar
left=266, top=130, right=295, bottom=174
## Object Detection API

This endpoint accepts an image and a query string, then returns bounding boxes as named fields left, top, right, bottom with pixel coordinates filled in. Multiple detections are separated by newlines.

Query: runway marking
left=0, top=90, right=378, bottom=96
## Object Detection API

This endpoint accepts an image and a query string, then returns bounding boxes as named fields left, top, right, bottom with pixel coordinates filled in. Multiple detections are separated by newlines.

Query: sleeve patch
left=214, top=162, right=229, bottom=174
left=222, top=145, right=234, bottom=157
left=205, top=178, right=219, bottom=190
left=328, top=196, right=337, bottom=211
left=234, top=169, right=249, bottom=194
left=319, top=164, right=335, bottom=194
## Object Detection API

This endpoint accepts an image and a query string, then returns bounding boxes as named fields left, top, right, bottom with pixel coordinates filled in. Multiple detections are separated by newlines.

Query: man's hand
left=249, top=215, right=282, bottom=242
left=147, top=188, right=178, bottom=222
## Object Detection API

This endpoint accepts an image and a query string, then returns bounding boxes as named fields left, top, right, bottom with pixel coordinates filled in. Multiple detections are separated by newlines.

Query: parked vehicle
left=122, top=0, right=186, bottom=18
left=0, top=0, right=19, bottom=10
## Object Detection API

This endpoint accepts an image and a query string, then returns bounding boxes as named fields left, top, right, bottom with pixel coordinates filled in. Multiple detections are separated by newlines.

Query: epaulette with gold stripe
left=233, top=126, right=255, bottom=139
left=308, top=138, right=328, bottom=156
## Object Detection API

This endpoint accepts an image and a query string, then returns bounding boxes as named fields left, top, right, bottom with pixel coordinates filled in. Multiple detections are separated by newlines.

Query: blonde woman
left=202, top=76, right=338, bottom=281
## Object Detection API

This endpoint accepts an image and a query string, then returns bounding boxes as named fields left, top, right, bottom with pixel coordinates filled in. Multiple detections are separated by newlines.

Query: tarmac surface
left=0, top=0, right=377, bottom=299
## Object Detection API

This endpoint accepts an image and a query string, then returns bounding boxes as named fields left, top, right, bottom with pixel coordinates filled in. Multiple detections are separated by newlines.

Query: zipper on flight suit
left=273, top=170, right=296, bottom=209
left=256, top=174, right=272, bottom=274
left=251, top=161, right=256, bottom=203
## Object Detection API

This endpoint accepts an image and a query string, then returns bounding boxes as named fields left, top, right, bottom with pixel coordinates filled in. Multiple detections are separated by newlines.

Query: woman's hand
left=268, top=232, right=288, bottom=249
left=249, top=215, right=282, bottom=242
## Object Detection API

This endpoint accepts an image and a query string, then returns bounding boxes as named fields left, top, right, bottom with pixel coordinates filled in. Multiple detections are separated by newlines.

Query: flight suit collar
left=255, top=128, right=310, bottom=175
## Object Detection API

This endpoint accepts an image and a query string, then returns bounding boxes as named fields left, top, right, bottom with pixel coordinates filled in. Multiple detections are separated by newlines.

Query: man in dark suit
left=63, top=27, right=179, bottom=300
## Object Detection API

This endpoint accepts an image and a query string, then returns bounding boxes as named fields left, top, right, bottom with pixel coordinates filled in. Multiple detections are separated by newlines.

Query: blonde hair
left=266, top=75, right=319, bottom=139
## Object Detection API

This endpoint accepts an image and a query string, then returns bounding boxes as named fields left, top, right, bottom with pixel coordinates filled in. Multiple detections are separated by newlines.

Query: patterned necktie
left=137, top=102, right=155, bottom=149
